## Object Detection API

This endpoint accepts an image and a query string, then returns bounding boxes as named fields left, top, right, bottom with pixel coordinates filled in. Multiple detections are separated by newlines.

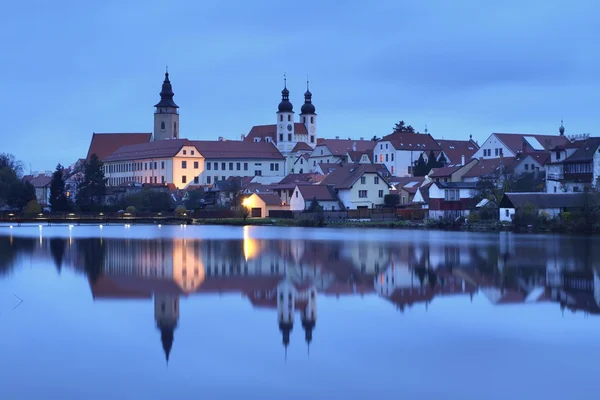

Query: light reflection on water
left=1, top=224, right=600, bottom=399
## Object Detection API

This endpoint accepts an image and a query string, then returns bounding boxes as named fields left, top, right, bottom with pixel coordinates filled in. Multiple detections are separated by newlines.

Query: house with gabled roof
left=292, top=153, right=310, bottom=173
left=87, top=133, right=152, bottom=161
left=432, top=138, right=479, bottom=165
left=373, top=132, right=441, bottom=177
left=308, top=139, right=375, bottom=171
left=243, top=192, right=288, bottom=218
left=427, top=181, right=479, bottom=220
left=320, top=164, right=391, bottom=209
left=428, top=160, right=478, bottom=183
left=471, top=132, right=569, bottom=160
left=545, top=137, right=600, bottom=193
left=290, top=184, right=340, bottom=211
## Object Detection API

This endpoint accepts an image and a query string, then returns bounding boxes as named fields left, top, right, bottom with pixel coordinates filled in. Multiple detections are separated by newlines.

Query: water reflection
left=1, top=229, right=600, bottom=364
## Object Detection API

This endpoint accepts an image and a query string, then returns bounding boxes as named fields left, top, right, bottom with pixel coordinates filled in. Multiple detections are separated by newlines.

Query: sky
left=2, top=0, right=599, bottom=171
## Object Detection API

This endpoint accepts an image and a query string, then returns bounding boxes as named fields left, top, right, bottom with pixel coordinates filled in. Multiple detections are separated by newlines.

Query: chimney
left=360, top=137, right=364, bottom=140
left=241, top=134, right=246, bottom=141
left=335, top=136, right=340, bottom=140
left=218, top=136, right=224, bottom=141
left=461, top=154, right=465, bottom=166
left=352, top=142, right=357, bottom=151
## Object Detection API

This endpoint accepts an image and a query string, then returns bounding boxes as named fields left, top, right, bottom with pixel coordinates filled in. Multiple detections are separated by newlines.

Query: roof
left=255, top=192, right=283, bottom=206
left=320, top=163, right=390, bottom=190
left=103, top=139, right=191, bottom=162
left=436, top=139, right=479, bottom=163
left=23, top=174, right=52, bottom=188
left=317, top=139, right=375, bottom=156
left=297, top=185, right=338, bottom=201
left=462, top=157, right=517, bottom=179
left=429, top=163, right=469, bottom=178
left=192, top=140, right=284, bottom=160
left=244, top=123, right=308, bottom=144
left=278, top=173, right=323, bottom=185
left=346, top=150, right=373, bottom=162
left=493, top=133, right=569, bottom=154
left=433, top=181, right=479, bottom=190
left=499, top=193, right=587, bottom=209
left=415, top=182, right=432, bottom=203
left=380, top=132, right=441, bottom=151
left=87, top=133, right=152, bottom=161
left=291, top=142, right=313, bottom=152
left=561, top=138, right=600, bottom=163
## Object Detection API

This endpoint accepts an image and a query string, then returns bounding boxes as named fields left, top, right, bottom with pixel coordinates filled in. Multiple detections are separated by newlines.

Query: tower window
left=174, top=122, right=177, bottom=132
left=280, top=115, right=283, bottom=122
left=303, top=117, right=306, bottom=123
left=280, top=134, right=283, bottom=141
left=160, top=121, right=165, bottom=130
left=287, top=115, right=291, bottom=121
left=311, top=117, right=314, bottom=124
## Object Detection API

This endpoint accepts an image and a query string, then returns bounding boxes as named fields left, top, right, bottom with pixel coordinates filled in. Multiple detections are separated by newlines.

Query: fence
left=287, top=208, right=427, bottom=222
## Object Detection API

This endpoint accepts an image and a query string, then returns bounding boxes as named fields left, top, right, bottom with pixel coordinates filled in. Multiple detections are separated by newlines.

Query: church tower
left=276, top=74, right=295, bottom=153
left=300, top=79, right=317, bottom=147
left=277, top=279, right=296, bottom=359
left=154, top=294, right=179, bottom=363
left=301, top=285, right=317, bottom=354
left=154, top=69, right=180, bottom=141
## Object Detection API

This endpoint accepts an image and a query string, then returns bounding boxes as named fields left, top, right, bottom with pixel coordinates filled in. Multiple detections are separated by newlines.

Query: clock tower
left=154, top=69, right=180, bottom=142
left=300, top=79, right=317, bottom=147
left=276, top=74, right=295, bottom=153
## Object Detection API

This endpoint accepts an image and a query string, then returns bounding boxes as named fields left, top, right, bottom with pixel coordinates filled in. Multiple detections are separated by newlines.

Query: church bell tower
left=154, top=68, right=180, bottom=141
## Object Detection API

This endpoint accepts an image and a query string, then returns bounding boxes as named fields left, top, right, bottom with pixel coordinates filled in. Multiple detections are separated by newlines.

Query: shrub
left=24, top=199, right=42, bottom=216
left=125, top=206, right=137, bottom=214
left=467, top=212, right=481, bottom=223
left=174, top=205, right=187, bottom=217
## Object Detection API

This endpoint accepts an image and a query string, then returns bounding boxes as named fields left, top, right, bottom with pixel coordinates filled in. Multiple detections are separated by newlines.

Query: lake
left=1, top=224, right=599, bottom=399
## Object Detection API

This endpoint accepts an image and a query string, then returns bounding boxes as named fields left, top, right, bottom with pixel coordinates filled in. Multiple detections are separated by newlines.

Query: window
left=499, top=148, right=503, bottom=155
left=360, top=177, right=366, bottom=184
left=525, top=164, right=529, bottom=170
left=244, top=163, right=248, bottom=171
left=207, top=176, right=211, bottom=184
left=386, top=154, right=389, bottom=162
left=154, top=162, right=157, bottom=169
left=191, top=150, right=194, bottom=155
left=183, top=150, right=187, bottom=155
left=556, top=151, right=561, bottom=160
left=386, top=144, right=388, bottom=149
left=236, top=162, right=240, bottom=170
left=229, top=162, right=233, bottom=170
left=145, top=163, right=148, bottom=170
left=255, top=170, right=262, bottom=176
left=374, top=176, right=379, bottom=184
left=154, top=176, right=157, bottom=183
left=214, top=162, right=218, bottom=170
left=391, top=153, right=394, bottom=161
left=380, top=144, right=383, bottom=150
left=161, top=176, right=165, bottom=184
left=287, top=115, right=291, bottom=121
left=310, top=136, right=315, bottom=143
left=320, top=150, right=324, bottom=155
left=161, top=161, right=165, bottom=169
left=270, top=163, right=274, bottom=171
left=295, top=191, right=299, bottom=198
left=182, top=161, right=187, bottom=169
left=380, top=154, right=383, bottom=162
left=222, top=176, right=226, bottom=181
left=313, top=161, right=316, bottom=166
left=505, top=209, right=509, bottom=217
left=288, top=134, right=292, bottom=141
left=495, top=148, right=499, bottom=156
left=182, top=176, right=187, bottom=183
left=310, top=116, right=314, bottom=124
left=194, top=161, right=199, bottom=169
left=554, top=186, right=557, bottom=193
left=207, top=163, right=211, bottom=170
left=359, top=190, right=368, bottom=198
left=221, top=162, right=226, bottom=170
left=160, top=121, right=165, bottom=130
left=378, top=190, right=384, bottom=198
left=444, top=189, right=459, bottom=201
left=275, top=163, right=279, bottom=171
left=174, top=122, right=177, bottom=132
left=279, top=134, right=283, bottom=141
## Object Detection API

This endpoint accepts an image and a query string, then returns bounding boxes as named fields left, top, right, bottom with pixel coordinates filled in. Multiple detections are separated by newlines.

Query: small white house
left=499, top=193, right=586, bottom=222
left=321, top=164, right=391, bottom=209
left=290, top=185, right=340, bottom=211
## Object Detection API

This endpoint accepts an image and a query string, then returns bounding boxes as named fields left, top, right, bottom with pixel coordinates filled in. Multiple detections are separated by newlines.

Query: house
left=308, top=138, right=375, bottom=170
left=290, top=185, right=340, bottom=211
left=545, top=137, right=600, bottom=193
left=292, top=153, right=310, bottom=173
left=23, top=172, right=53, bottom=206
left=273, top=173, right=324, bottom=204
left=86, top=132, right=152, bottom=161
left=499, top=193, right=587, bottom=222
left=428, top=159, right=478, bottom=183
left=412, top=182, right=432, bottom=209
left=346, top=150, right=373, bottom=164
left=242, top=193, right=287, bottom=218
left=373, top=132, right=441, bottom=177
left=320, top=164, right=391, bottom=209
left=471, top=132, right=569, bottom=160
left=461, top=157, right=516, bottom=183
left=432, top=138, right=479, bottom=164
left=388, top=177, right=425, bottom=205
left=427, top=181, right=478, bottom=220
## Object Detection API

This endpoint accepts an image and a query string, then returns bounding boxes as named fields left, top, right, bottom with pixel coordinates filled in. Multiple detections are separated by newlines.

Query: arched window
left=160, top=121, right=165, bottom=130
left=279, top=115, right=283, bottom=122
left=310, top=116, right=314, bottom=124
left=287, top=115, right=291, bottom=121
left=303, top=117, right=306, bottom=123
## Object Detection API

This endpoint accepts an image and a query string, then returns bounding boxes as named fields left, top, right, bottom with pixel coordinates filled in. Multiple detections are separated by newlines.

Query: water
left=1, top=224, right=599, bottom=399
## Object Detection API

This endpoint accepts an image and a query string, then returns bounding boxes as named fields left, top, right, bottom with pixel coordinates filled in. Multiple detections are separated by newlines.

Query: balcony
left=547, top=172, right=593, bottom=183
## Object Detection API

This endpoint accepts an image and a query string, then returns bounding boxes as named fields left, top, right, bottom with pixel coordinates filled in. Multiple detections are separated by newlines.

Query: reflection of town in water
left=1, top=229, right=599, bottom=362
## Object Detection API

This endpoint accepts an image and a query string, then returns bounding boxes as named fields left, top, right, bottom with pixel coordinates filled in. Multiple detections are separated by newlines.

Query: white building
left=471, top=132, right=568, bottom=160
left=320, top=164, right=391, bottom=209
left=499, top=193, right=587, bottom=222
left=545, top=137, right=600, bottom=193
left=290, top=184, right=340, bottom=211
left=308, top=139, right=375, bottom=170
left=373, top=132, right=440, bottom=177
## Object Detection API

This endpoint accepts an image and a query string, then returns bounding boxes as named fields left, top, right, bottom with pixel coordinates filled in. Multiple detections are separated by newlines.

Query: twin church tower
left=152, top=70, right=318, bottom=152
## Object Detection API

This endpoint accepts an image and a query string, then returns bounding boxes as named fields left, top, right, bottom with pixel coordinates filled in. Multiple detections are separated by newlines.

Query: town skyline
left=4, top=1, right=599, bottom=171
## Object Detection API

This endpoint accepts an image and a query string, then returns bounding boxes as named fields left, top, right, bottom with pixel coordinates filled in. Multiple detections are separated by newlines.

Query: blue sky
left=3, top=0, right=599, bottom=171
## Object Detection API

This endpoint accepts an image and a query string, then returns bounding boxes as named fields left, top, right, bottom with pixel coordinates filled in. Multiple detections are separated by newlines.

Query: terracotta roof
left=256, top=192, right=283, bottom=205
left=245, top=123, right=308, bottom=144
left=316, top=163, right=343, bottom=175
left=347, top=150, right=373, bottom=162
left=415, top=182, right=432, bottom=203
left=193, top=140, right=284, bottom=160
left=429, top=163, right=469, bottom=178
left=103, top=139, right=191, bottom=162
left=436, top=139, right=479, bottom=163
left=380, top=132, right=441, bottom=151
left=297, top=184, right=338, bottom=201
left=278, top=173, right=323, bottom=185
left=462, top=157, right=517, bottom=179
left=86, top=133, right=152, bottom=161
left=561, top=138, right=600, bottom=163
left=320, top=163, right=390, bottom=190
left=291, top=142, right=313, bottom=152
left=317, top=139, right=375, bottom=156
left=493, top=133, right=569, bottom=154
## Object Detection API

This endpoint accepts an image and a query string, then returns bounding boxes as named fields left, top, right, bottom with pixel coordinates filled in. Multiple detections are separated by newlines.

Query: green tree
left=125, top=189, right=173, bottom=212
left=412, top=153, right=427, bottom=176
left=384, top=194, right=400, bottom=207
left=0, top=153, right=36, bottom=210
left=77, top=154, right=107, bottom=210
left=306, top=196, right=323, bottom=212
left=393, top=120, right=415, bottom=133
left=49, top=164, right=71, bottom=212
left=426, top=150, right=438, bottom=174
left=24, top=199, right=42, bottom=215
left=437, top=152, right=447, bottom=166
left=184, top=189, right=205, bottom=210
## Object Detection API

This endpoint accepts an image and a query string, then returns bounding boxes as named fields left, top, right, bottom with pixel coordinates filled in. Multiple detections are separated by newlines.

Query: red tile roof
left=278, top=173, right=323, bottom=185
left=297, top=184, right=338, bottom=201
left=245, top=123, right=308, bottom=144
left=380, top=132, right=441, bottom=151
left=291, top=142, right=313, bottom=152
left=256, top=192, right=283, bottom=205
left=86, top=133, right=152, bottom=161
left=192, top=140, right=284, bottom=160
left=462, top=157, right=517, bottom=179
left=429, top=162, right=473, bottom=178
left=321, top=163, right=390, bottom=190
left=436, top=139, right=479, bottom=164
left=317, top=139, right=376, bottom=156
left=347, top=150, right=373, bottom=162
left=103, top=139, right=191, bottom=162
left=493, top=133, right=569, bottom=154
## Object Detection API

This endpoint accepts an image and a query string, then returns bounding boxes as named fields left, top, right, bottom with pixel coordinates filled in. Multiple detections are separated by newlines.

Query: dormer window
left=556, top=151, right=561, bottom=160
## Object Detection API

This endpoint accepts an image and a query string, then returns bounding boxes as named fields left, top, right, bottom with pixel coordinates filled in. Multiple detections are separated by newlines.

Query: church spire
left=154, top=69, right=179, bottom=108
left=301, top=76, right=316, bottom=115
left=559, top=120, right=565, bottom=136
left=278, top=73, right=293, bottom=112
left=160, top=325, right=174, bottom=364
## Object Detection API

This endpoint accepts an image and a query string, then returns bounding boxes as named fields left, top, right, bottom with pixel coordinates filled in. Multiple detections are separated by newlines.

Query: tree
left=384, top=194, right=400, bottom=207
left=412, top=153, right=427, bottom=176
left=437, top=152, right=447, bottom=166
left=125, top=189, right=173, bottom=212
left=49, top=164, right=71, bottom=212
left=0, top=153, right=35, bottom=210
left=77, top=154, right=107, bottom=210
left=426, top=150, right=438, bottom=174
left=306, top=197, right=323, bottom=212
left=393, top=120, right=415, bottom=133
left=24, top=199, right=42, bottom=215
left=50, top=238, right=66, bottom=273
left=0, top=153, right=24, bottom=177
left=184, top=189, right=205, bottom=210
